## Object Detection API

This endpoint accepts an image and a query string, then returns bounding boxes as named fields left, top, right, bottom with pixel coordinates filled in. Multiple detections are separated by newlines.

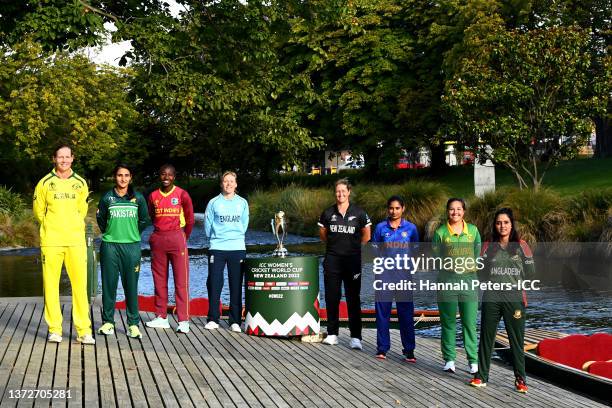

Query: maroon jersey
left=148, top=186, right=195, bottom=239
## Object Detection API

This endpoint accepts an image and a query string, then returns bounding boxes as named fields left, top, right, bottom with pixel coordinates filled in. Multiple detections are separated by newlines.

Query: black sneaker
left=404, top=350, right=416, bottom=363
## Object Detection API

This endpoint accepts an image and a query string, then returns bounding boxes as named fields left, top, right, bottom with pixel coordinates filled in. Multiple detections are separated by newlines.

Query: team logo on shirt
left=49, top=182, right=57, bottom=191
left=513, top=310, right=522, bottom=319
left=511, top=254, right=521, bottom=262
left=130, top=198, right=137, bottom=203
left=331, top=214, right=337, bottom=222
left=401, top=231, right=408, bottom=238
left=72, top=183, right=82, bottom=191
left=171, top=198, right=179, bottom=205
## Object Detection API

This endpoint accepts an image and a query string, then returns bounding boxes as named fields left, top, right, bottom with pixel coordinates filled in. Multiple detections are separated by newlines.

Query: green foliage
left=0, top=40, right=141, bottom=181
left=443, top=24, right=607, bottom=189
left=0, top=186, right=26, bottom=217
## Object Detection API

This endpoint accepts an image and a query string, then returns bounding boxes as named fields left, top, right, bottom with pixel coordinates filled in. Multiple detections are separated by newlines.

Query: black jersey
left=318, top=203, right=372, bottom=256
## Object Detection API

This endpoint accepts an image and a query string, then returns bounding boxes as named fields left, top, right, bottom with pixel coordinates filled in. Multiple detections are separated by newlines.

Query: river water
left=1, top=216, right=610, bottom=337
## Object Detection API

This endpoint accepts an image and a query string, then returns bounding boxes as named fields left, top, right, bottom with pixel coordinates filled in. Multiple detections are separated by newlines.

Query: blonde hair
left=221, top=171, right=237, bottom=183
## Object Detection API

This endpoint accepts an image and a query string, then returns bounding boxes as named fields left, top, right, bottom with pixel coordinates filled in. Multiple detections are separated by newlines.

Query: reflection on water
left=1, top=222, right=610, bottom=337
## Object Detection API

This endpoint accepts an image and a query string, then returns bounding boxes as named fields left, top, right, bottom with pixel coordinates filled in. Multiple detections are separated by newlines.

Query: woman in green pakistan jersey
left=96, top=164, right=150, bottom=339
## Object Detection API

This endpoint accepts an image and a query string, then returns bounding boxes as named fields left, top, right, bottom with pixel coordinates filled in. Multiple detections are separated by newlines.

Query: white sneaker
left=349, top=338, right=363, bottom=350
left=230, top=323, right=241, bottom=333
left=77, top=334, right=96, bottom=345
left=470, top=363, right=478, bottom=374
left=176, top=321, right=190, bottom=334
left=322, top=334, right=338, bottom=345
left=443, top=361, right=456, bottom=373
left=145, top=316, right=170, bottom=329
left=204, top=321, right=219, bottom=330
left=47, top=333, right=62, bottom=343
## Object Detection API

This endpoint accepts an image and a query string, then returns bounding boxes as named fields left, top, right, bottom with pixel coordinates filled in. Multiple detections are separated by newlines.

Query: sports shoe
left=515, top=377, right=528, bottom=393
left=176, top=321, right=190, bottom=334
left=375, top=352, right=386, bottom=360
left=127, top=325, right=142, bottom=339
left=230, top=323, right=241, bottom=333
left=47, top=333, right=62, bottom=343
left=443, top=361, right=456, bottom=373
left=469, top=363, right=478, bottom=374
left=322, top=334, right=338, bottom=345
left=404, top=350, right=416, bottom=363
left=204, top=321, right=219, bottom=330
left=469, top=378, right=486, bottom=388
left=97, top=323, right=115, bottom=336
left=145, top=316, right=170, bottom=329
left=77, top=334, right=96, bottom=345
left=349, top=338, right=363, bottom=350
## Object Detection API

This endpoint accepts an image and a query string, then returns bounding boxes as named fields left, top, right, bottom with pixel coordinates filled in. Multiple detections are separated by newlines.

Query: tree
left=0, top=40, right=140, bottom=190
left=443, top=23, right=607, bottom=190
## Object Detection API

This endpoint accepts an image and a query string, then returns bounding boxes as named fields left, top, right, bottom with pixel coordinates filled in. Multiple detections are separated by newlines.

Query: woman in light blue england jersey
left=204, top=171, right=249, bottom=332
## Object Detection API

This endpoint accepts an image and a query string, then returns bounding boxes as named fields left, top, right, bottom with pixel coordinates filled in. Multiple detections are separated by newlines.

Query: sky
left=86, top=0, right=184, bottom=66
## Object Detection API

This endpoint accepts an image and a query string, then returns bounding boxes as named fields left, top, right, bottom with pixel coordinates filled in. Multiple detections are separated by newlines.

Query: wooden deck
left=0, top=297, right=606, bottom=407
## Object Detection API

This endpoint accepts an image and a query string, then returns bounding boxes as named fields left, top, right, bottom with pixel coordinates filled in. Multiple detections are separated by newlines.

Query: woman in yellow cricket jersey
left=33, top=145, right=95, bottom=344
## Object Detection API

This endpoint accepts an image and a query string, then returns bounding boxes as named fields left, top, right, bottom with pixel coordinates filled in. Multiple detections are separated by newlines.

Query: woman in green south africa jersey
left=96, top=164, right=150, bottom=339
left=432, top=198, right=481, bottom=375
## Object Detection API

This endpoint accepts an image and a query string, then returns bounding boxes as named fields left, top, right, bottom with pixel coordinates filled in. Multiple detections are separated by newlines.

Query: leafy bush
left=0, top=186, right=26, bottom=217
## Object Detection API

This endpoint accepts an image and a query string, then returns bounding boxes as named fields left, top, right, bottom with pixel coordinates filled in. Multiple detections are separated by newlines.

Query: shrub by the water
left=0, top=186, right=26, bottom=217
left=0, top=186, right=38, bottom=247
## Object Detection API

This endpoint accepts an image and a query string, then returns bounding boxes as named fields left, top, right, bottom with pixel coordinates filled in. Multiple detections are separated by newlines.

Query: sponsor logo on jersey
left=401, top=231, right=408, bottom=238
left=130, top=198, right=137, bottom=203
left=348, top=216, right=356, bottom=221
left=171, top=197, right=179, bottom=205
left=72, top=183, right=82, bottom=191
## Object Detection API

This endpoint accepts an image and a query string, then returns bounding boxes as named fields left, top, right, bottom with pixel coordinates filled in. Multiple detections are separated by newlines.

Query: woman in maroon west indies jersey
left=145, top=164, right=195, bottom=334
left=318, top=178, right=372, bottom=349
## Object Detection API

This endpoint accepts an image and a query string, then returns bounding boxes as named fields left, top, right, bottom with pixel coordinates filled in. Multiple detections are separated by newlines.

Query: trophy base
left=272, top=248, right=289, bottom=257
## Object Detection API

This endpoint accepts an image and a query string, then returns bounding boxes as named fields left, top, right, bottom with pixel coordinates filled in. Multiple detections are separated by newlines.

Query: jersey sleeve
left=79, top=181, right=89, bottom=220
left=241, top=199, right=249, bottom=234
left=360, top=210, right=372, bottom=228
left=32, top=179, right=47, bottom=224
left=372, top=223, right=383, bottom=243
left=181, top=190, right=195, bottom=239
left=137, top=193, right=151, bottom=233
left=96, top=195, right=108, bottom=233
left=204, top=199, right=214, bottom=239
left=473, top=227, right=482, bottom=260
left=519, top=241, right=535, bottom=279
left=317, top=210, right=328, bottom=229
left=147, top=192, right=156, bottom=224
left=410, top=223, right=420, bottom=243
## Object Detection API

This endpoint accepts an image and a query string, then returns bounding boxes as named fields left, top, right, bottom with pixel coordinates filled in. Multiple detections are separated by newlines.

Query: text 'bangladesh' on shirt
left=97, top=189, right=150, bottom=243
left=318, top=203, right=372, bottom=256
left=205, top=193, right=249, bottom=251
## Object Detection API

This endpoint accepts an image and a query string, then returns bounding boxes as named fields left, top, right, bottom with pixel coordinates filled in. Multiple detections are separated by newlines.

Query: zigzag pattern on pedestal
left=245, top=311, right=320, bottom=335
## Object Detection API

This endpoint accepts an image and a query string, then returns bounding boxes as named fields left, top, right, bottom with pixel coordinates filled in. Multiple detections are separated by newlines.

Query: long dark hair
left=113, top=163, right=135, bottom=199
left=491, top=207, right=519, bottom=242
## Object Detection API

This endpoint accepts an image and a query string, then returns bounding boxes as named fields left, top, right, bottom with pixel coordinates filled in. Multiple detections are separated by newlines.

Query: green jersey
left=96, top=189, right=149, bottom=243
left=432, top=221, right=482, bottom=274
left=480, top=241, right=535, bottom=295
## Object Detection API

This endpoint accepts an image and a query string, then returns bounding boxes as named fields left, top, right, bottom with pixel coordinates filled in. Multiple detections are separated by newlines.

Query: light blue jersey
left=205, top=193, right=249, bottom=250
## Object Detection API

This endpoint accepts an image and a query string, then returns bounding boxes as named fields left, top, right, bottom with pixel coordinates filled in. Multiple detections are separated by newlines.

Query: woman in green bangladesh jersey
left=96, top=164, right=150, bottom=339
left=469, top=208, right=534, bottom=393
left=432, top=198, right=481, bottom=375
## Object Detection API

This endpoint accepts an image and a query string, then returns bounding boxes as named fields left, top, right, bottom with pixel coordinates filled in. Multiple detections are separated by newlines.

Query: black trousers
left=323, top=254, right=362, bottom=339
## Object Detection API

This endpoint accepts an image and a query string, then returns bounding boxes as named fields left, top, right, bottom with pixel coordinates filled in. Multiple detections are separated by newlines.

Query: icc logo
left=171, top=198, right=179, bottom=205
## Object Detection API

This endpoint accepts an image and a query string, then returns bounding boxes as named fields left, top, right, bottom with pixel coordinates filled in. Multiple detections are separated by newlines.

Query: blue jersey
left=373, top=219, right=419, bottom=271
left=204, top=193, right=249, bottom=251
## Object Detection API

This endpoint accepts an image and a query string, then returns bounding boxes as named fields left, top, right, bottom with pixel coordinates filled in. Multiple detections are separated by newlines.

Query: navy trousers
left=207, top=250, right=246, bottom=325
left=376, top=300, right=415, bottom=355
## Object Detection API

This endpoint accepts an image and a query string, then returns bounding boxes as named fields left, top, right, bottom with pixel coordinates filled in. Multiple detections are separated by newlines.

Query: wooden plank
left=92, top=302, right=118, bottom=408
left=0, top=303, right=31, bottom=401
left=145, top=313, right=208, bottom=407
left=51, top=303, right=72, bottom=408
left=113, top=308, right=164, bottom=408
left=138, top=312, right=181, bottom=407
left=170, top=316, right=248, bottom=407
left=68, top=305, right=84, bottom=408
left=0, top=303, right=35, bottom=403
left=82, top=303, right=99, bottom=408
left=214, top=320, right=343, bottom=408
left=113, top=309, right=148, bottom=408
left=105, top=309, right=133, bottom=408
left=17, top=303, right=48, bottom=408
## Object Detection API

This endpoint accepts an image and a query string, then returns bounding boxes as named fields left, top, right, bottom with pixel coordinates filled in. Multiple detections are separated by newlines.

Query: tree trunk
left=594, top=114, right=612, bottom=158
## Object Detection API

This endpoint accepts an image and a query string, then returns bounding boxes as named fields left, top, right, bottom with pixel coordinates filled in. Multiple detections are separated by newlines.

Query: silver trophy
left=271, top=211, right=288, bottom=257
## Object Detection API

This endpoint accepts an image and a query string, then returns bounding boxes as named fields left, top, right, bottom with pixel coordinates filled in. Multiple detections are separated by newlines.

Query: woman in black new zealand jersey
left=318, top=178, right=371, bottom=349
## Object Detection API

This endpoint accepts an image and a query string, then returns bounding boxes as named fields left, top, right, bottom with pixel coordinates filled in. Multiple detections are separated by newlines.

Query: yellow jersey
left=33, top=170, right=89, bottom=246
